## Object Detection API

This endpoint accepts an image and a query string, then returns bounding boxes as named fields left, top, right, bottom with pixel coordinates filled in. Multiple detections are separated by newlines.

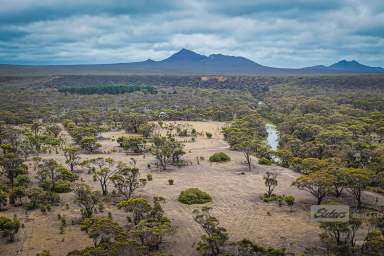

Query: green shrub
left=58, top=168, right=79, bottom=182
left=277, top=195, right=284, bottom=207
left=0, top=188, right=8, bottom=211
left=39, top=180, right=51, bottom=191
left=178, top=129, right=188, bottom=137
left=146, top=174, right=153, bottom=181
left=258, top=157, right=272, bottom=165
left=178, top=188, right=212, bottom=205
left=46, top=192, right=61, bottom=205
left=260, top=193, right=278, bottom=202
left=209, top=152, right=231, bottom=162
left=367, top=186, right=384, bottom=194
left=206, top=132, right=213, bottom=139
left=284, top=195, right=295, bottom=210
left=236, top=239, right=286, bottom=256
left=36, top=250, right=51, bottom=256
left=168, top=179, right=174, bottom=185
left=40, top=203, right=51, bottom=213
left=54, top=180, right=72, bottom=193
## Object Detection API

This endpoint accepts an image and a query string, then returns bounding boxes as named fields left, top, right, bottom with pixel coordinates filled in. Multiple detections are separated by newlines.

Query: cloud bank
left=0, top=0, right=383, bottom=67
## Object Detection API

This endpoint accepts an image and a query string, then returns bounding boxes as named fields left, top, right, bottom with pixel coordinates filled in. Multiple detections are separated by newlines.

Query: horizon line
left=0, top=48, right=382, bottom=70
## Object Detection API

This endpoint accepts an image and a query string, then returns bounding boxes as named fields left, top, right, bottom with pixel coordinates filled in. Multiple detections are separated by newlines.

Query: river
left=266, top=123, right=279, bottom=151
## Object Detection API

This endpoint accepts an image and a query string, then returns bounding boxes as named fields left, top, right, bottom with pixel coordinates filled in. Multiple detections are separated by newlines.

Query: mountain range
left=1, top=48, right=383, bottom=75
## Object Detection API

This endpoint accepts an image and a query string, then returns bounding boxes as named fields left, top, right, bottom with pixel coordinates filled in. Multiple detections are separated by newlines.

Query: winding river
left=266, top=123, right=279, bottom=151
left=265, top=123, right=280, bottom=162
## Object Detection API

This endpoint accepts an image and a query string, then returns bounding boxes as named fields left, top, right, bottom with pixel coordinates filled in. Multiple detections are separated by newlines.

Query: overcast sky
left=0, top=0, right=383, bottom=67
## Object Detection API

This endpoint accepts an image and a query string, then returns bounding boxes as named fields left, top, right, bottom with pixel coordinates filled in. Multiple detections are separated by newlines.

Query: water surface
left=266, top=123, right=279, bottom=151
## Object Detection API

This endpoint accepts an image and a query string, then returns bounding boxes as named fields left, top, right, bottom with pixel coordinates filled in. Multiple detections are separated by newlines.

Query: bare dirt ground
left=1, top=121, right=383, bottom=256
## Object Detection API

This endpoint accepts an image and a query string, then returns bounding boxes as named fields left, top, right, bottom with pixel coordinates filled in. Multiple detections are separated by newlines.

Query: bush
left=235, top=239, right=286, bottom=256
left=277, top=195, right=284, bottom=207
left=260, top=193, right=278, bottom=203
left=178, top=129, right=188, bottom=137
left=367, top=186, right=384, bottom=194
left=206, top=132, right=213, bottom=139
left=58, top=168, right=79, bottom=182
left=40, top=203, right=52, bottom=213
left=45, top=192, right=61, bottom=205
left=258, top=157, right=272, bottom=165
left=284, top=195, right=295, bottom=210
left=54, top=180, right=72, bottom=193
left=146, top=174, right=153, bottom=181
left=39, top=180, right=51, bottom=191
left=168, top=179, right=174, bottom=185
left=36, top=250, right=51, bottom=256
left=139, top=178, right=147, bottom=186
left=178, top=188, right=212, bottom=205
left=0, top=190, right=8, bottom=209
left=209, top=152, right=231, bottom=162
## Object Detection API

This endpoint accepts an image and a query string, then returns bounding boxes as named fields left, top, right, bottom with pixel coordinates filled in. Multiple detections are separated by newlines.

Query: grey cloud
left=0, top=0, right=383, bottom=67
left=0, top=0, right=182, bottom=24
left=202, top=0, right=343, bottom=19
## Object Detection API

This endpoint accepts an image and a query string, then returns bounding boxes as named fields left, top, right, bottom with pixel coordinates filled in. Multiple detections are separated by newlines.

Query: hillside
left=1, top=49, right=383, bottom=76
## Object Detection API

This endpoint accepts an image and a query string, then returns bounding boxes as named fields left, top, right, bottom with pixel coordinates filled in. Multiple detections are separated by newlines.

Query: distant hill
left=161, top=48, right=207, bottom=62
left=139, top=48, right=278, bottom=73
left=302, top=59, right=384, bottom=73
left=0, top=49, right=383, bottom=75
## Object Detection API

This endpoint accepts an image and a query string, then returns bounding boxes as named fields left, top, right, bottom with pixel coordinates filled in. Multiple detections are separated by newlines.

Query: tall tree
left=93, top=166, right=114, bottom=196
left=0, top=153, right=27, bottom=189
left=73, top=184, right=101, bottom=219
left=151, top=136, right=184, bottom=170
left=234, top=137, right=258, bottom=172
left=193, top=207, right=229, bottom=256
left=343, top=168, right=373, bottom=208
left=292, top=171, right=335, bottom=205
left=37, top=159, right=61, bottom=192
left=117, top=197, right=152, bottom=225
left=263, top=171, right=278, bottom=197
left=91, top=157, right=115, bottom=196
left=110, top=165, right=143, bottom=199
left=63, top=146, right=81, bottom=172
left=123, top=113, right=148, bottom=133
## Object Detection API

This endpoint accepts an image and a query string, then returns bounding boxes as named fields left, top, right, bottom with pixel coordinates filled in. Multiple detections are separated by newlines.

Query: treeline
left=258, top=80, right=384, bottom=192
left=1, top=74, right=384, bottom=127
left=0, top=84, right=257, bottom=124
left=47, top=74, right=279, bottom=95
left=58, top=84, right=157, bottom=95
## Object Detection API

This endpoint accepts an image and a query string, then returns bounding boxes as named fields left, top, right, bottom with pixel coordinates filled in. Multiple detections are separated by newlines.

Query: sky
left=0, top=0, right=383, bottom=68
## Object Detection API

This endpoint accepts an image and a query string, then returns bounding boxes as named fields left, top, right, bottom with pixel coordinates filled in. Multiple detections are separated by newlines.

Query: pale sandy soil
left=1, top=121, right=383, bottom=256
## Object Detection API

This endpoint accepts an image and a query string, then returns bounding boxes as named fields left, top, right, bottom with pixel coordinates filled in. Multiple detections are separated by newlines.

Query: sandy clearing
left=1, top=121, right=383, bottom=256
